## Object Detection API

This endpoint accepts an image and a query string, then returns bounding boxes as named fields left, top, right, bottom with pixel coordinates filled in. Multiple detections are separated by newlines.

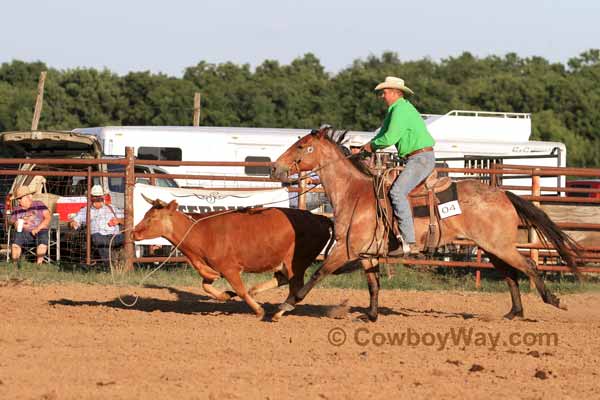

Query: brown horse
left=132, top=197, right=333, bottom=319
left=271, top=127, right=581, bottom=321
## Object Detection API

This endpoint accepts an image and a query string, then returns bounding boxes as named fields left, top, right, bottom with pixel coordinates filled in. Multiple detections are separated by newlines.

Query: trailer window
left=138, top=147, right=182, bottom=161
left=244, top=156, right=271, bottom=176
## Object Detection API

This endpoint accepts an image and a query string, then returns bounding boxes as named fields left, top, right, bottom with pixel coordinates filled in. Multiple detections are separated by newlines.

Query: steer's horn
left=156, top=198, right=169, bottom=207
left=141, top=193, right=154, bottom=205
left=141, top=193, right=169, bottom=208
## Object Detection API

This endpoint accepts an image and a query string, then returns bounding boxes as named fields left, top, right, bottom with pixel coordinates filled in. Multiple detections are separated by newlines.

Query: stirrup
left=388, top=235, right=415, bottom=257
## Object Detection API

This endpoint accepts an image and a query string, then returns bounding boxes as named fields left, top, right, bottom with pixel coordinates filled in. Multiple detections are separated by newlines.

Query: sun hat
left=90, top=185, right=105, bottom=197
left=374, top=76, right=414, bottom=95
left=13, top=186, right=33, bottom=200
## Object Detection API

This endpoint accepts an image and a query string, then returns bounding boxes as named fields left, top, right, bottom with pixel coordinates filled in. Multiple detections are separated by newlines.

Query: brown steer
left=132, top=197, right=333, bottom=320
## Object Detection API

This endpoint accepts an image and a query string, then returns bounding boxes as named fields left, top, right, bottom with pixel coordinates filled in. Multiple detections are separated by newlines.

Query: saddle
left=375, top=170, right=456, bottom=254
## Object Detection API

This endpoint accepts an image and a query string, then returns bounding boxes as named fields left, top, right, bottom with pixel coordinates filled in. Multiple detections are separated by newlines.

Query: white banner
left=133, top=184, right=291, bottom=245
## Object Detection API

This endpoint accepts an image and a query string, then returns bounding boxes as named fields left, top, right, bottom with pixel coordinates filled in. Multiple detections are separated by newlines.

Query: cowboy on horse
left=361, top=76, right=436, bottom=256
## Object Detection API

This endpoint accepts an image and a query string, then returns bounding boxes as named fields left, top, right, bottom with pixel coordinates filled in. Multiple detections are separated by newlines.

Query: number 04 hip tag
left=437, top=200, right=462, bottom=219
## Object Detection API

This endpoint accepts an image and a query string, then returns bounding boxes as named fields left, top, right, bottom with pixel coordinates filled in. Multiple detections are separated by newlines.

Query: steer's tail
left=317, top=215, right=364, bottom=276
left=322, top=216, right=335, bottom=258
left=505, top=191, right=582, bottom=278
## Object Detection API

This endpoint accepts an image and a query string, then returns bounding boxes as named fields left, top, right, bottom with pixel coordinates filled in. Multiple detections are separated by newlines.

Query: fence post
left=31, top=71, right=47, bottom=131
left=193, top=92, right=201, bottom=126
left=529, top=170, right=541, bottom=289
left=475, top=248, right=482, bottom=289
left=85, top=166, right=92, bottom=265
left=124, top=147, right=135, bottom=271
left=298, top=172, right=307, bottom=210
left=490, top=162, right=497, bottom=187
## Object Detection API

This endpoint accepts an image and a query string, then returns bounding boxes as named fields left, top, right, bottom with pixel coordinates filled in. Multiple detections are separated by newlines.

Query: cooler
left=55, top=196, right=87, bottom=221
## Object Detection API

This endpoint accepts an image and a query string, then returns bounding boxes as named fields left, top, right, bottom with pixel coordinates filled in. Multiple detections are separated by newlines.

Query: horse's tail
left=505, top=191, right=582, bottom=277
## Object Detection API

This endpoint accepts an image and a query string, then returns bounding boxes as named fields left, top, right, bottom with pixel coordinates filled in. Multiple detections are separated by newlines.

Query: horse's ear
left=313, top=128, right=326, bottom=139
left=314, top=124, right=332, bottom=139
left=167, top=200, right=178, bottom=211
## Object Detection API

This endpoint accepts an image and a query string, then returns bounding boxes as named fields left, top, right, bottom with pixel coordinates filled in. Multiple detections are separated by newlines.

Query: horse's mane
left=321, top=129, right=374, bottom=177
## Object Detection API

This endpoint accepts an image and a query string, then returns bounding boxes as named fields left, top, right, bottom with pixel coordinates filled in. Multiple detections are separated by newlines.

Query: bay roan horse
left=132, top=197, right=333, bottom=320
left=271, top=127, right=581, bottom=321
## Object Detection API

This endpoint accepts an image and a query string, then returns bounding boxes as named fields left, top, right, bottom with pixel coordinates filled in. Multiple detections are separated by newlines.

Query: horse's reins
left=356, top=165, right=398, bottom=258
left=284, top=140, right=402, bottom=257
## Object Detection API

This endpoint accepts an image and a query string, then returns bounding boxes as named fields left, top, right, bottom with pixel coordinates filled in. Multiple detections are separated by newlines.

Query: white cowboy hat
left=343, top=135, right=367, bottom=148
left=90, top=184, right=105, bottom=197
left=374, top=76, right=414, bottom=95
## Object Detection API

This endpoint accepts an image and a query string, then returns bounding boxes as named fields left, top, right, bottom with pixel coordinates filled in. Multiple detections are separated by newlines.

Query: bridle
left=289, top=143, right=315, bottom=178
left=283, top=135, right=360, bottom=184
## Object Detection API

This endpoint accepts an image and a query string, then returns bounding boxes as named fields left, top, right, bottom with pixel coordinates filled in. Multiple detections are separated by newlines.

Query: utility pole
left=193, top=92, right=201, bottom=126
left=31, top=71, right=47, bottom=130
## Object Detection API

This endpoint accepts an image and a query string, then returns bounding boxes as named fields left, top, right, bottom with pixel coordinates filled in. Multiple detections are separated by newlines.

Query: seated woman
left=10, top=186, right=51, bottom=264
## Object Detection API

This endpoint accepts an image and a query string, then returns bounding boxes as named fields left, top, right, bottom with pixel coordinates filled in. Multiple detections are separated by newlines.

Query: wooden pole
left=85, top=167, right=92, bottom=265
left=193, top=92, right=201, bottom=126
left=31, top=71, right=47, bottom=130
left=529, top=171, right=541, bottom=289
left=490, top=162, right=497, bottom=187
left=298, top=172, right=307, bottom=210
left=124, top=147, right=135, bottom=271
left=475, top=248, right=482, bottom=289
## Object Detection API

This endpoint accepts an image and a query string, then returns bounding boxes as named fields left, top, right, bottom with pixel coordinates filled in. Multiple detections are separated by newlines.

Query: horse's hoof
left=503, top=310, right=524, bottom=320
left=367, top=313, right=378, bottom=322
left=353, top=315, right=372, bottom=323
left=255, top=308, right=265, bottom=319
left=271, top=310, right=285, bottom=322
left=225, top=290, right=237, bottom=300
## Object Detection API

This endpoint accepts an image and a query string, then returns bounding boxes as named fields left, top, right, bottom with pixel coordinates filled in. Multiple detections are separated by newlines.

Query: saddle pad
left=412, top=182, right=458, bottom=218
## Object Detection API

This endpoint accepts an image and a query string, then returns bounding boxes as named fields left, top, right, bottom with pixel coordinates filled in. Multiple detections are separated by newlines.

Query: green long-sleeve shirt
left=371, top=98, right=435, bottom=157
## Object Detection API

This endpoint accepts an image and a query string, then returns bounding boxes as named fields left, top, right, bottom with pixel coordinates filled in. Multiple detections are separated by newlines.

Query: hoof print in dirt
left=534, top=369, right=553, bottom=380
left=468, top=364, right=484, bottom=373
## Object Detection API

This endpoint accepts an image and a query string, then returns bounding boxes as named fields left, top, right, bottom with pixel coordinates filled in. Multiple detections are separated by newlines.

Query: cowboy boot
left=387, top=236, right=420, bottom=257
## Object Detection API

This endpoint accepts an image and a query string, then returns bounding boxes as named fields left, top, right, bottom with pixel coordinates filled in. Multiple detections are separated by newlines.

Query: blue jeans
left=92, top=233, right=124, bottom=262
left=389, top=151, right=436, bottom=243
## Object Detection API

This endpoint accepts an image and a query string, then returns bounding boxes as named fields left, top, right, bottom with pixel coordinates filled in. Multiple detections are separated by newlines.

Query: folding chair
left=6, top=213, right=61, bottom=263
left=45, top=213, right=61, bottom=263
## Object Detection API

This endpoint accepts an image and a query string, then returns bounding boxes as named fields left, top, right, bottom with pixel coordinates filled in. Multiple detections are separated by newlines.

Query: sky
left=1, top=0, right=599, bottom=77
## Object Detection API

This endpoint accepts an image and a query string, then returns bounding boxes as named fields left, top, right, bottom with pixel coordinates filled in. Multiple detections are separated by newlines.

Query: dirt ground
left=1, top=282, right=599, bottom=400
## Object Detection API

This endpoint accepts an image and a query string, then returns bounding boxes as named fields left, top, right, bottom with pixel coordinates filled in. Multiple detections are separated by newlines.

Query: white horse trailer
left=73, top=126, right=321, bottom=188
left=73, top=110, right=566, bottom=196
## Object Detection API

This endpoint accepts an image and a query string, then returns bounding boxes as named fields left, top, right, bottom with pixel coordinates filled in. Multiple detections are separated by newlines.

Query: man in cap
left=362, top=76, right=436, bottom=256
left=69, top=184, right=124, bottom=265
left=9, top=186, right=52, bottom=264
